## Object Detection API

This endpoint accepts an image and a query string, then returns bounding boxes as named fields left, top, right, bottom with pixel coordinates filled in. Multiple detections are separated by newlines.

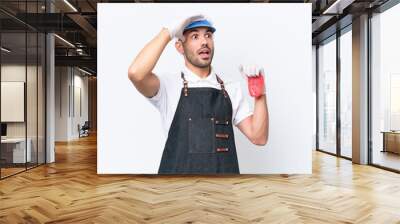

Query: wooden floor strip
left=1, top=134, right=400, bottom=223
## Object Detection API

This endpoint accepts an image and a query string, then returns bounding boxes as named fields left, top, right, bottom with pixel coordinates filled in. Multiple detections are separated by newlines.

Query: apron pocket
left=188, top=117, right=215, bottom=154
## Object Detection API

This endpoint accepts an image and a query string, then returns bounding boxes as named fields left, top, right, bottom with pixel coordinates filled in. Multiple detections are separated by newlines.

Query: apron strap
left=181, top=72, right=189, bottom=96
left=216, top=74, right=228, bottom=98
left=181, top=72, right=227, bottom=98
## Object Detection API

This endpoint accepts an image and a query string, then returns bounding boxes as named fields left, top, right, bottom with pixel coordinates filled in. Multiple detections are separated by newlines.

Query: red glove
left=239, top=65, right=266, bottom=98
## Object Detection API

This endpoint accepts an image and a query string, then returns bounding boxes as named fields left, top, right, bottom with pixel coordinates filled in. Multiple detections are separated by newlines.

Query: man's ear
left=175, top=40, right=184, bottom=55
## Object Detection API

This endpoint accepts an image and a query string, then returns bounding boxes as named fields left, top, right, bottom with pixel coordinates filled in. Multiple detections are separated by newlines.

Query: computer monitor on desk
left=1, top=123, right=7, bottom=139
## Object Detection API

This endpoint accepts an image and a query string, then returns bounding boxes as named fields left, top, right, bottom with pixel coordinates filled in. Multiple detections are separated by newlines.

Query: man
left=128, top=15, right=269, bottom=174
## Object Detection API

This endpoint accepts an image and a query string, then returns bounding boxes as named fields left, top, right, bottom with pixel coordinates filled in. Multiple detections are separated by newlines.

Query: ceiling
left=0, top=0, right=394, bottom=75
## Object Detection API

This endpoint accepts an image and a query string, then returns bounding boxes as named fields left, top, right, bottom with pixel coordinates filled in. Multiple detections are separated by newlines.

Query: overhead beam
left=67, top=13, right=97, bottom=46
left=11, top=13, right=83, bottom=32
left=312, top=15, right=335, bottom=33
left=55, top=55, right=96, bottom=70
left=323, top=0, right=356, bottom=14
left=313, top=14, right=352, bottom=44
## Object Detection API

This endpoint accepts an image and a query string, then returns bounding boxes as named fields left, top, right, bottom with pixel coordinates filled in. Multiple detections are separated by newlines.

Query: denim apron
left=158, top=72, right=240, bottom=174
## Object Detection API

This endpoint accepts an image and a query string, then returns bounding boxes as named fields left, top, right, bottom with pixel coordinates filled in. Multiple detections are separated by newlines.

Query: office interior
left=0, top=0, right=97, bottom=179
left=1, top=0, right=400, bottom=222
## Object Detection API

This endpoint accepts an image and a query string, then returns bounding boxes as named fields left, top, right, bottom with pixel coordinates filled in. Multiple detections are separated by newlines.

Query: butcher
left=128, top=15, right=269, bottom=174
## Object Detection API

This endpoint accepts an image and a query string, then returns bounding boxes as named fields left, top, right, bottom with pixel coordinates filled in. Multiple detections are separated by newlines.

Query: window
left=371, top=3, right=400, bottom=171
left=340, top=29, right=352, bottom=158
left=318, top=36, right=337, bottom=154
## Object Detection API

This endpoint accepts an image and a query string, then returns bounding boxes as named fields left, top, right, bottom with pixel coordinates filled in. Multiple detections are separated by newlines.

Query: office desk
left=1, top=138, right=32, bottom=163
left=381, top=131, right=400, bottom=154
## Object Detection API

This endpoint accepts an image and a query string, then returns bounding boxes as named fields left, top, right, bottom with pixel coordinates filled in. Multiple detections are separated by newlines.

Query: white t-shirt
left=148, top=66, right=253, bottom=137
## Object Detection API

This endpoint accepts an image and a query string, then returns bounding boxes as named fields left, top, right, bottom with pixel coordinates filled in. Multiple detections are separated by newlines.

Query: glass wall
left=316, top=25, right=354, bottom=159
left=371, top=3, right=400, bottom=171
left=27, top=31, right=38, bottom=169
left=340, top=28, right=352, bottom=158
left=38, top=31, right=45, bottom=165
left=317, top=36, right=337, bottom=154
left=0, top=31, right=28, bottom=177
left=0, top=1, right=46, bottom=179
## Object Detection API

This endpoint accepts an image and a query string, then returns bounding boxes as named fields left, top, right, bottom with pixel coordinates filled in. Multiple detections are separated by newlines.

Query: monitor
left=1, top=123, right=7, bottom=137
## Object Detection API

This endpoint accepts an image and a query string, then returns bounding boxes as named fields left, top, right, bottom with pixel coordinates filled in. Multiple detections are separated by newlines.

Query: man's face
left=177, top=27, right=215, bottom=68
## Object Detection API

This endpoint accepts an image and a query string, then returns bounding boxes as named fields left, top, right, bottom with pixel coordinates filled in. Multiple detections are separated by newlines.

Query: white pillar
left=46, top=1, right=55, bottom=163
left=46, top=33, right=55, bottom=163
left=352, top=14, right=369, bottom=164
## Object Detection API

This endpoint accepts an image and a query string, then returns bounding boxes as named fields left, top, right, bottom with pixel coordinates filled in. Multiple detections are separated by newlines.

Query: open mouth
left=198, top=48, right=210, bottom=59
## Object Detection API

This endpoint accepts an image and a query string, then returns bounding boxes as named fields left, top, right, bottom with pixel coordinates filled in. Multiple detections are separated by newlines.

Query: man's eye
left=192, top=34, right=198, bottom=39
left=205, top=33, right=213, bottom=38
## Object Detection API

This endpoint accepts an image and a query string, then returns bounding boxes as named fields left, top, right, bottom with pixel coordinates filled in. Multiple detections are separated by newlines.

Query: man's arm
left=128, top=15, right=205, bottom=97
left=237, top=95, right=269, bottom=146
left=128, top=28, right=171, bottom=97
left=236, top=65, right=269, bottom=146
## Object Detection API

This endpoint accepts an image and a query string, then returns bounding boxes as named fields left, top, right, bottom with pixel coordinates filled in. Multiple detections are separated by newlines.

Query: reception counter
left=381, top=131, right=400, bottom=154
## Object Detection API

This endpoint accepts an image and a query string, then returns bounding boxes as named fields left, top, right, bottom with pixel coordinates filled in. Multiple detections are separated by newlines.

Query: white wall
left=1, top=82, right=24, bottom=122
left=98, top=3, right=313, bottom=174
left=55, top=66, right=69, bottom=141
left=1, top=63, right=46, bottom=163
left=1, top=65, right=26, bottom=125
left=72, top=72, right=89, bottom=138
left=55, top=67, right=89, bottom=141
left=1, top=65, right=39, bottom=138
left=312, top=45, right=316, bottom=150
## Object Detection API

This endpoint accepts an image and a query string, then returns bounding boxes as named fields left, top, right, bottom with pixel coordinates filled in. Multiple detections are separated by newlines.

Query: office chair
left=79, top=121, right=90, bottom=138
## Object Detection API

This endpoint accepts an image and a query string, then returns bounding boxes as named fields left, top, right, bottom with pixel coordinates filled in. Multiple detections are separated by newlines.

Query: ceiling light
left=322, top=0, right=354, bottom=15
left=63, top=0, right=78, bottom=12
left=1, top=47, right=11, bottom=53
left=78, top=67, right=93, bottom=76
left=54, top=34, right=75, bottom=48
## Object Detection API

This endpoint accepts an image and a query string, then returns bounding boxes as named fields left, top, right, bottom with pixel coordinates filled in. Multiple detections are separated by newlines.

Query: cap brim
left=183, top=20, right=216, bottom=33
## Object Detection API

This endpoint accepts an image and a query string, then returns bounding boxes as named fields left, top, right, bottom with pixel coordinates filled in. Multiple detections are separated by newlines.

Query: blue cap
left=183, top=19, right=216, bottom=33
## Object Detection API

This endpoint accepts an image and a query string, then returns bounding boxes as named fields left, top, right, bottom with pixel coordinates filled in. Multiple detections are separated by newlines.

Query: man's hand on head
left=164, top=14, right=205, bottom=42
